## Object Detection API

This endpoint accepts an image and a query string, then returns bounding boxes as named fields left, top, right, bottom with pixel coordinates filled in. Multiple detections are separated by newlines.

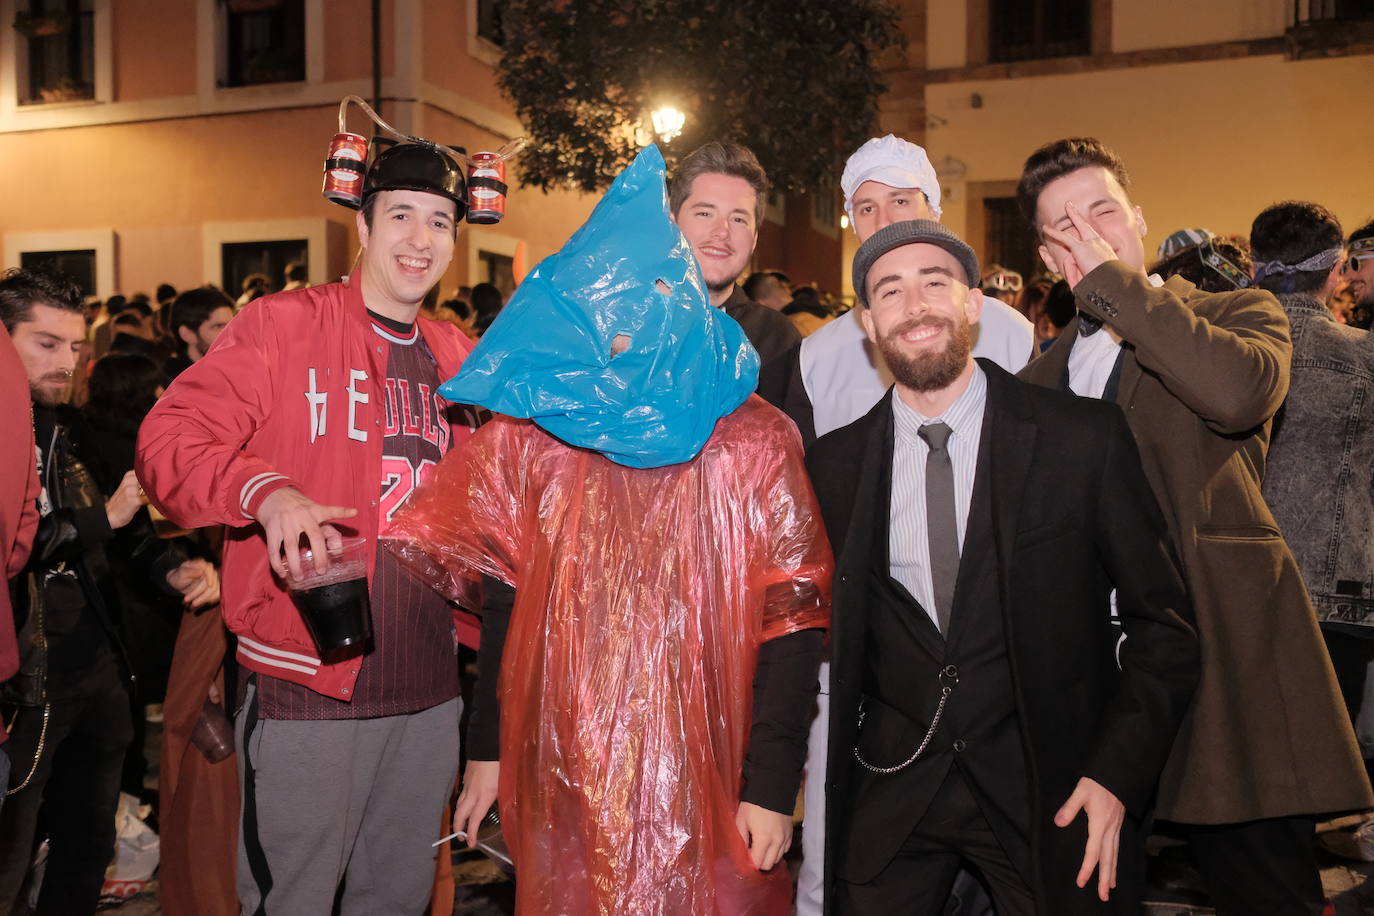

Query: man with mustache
left=669, top=141, right=801, bottom=404
left=0, top=268, right=217, bottom=913
left=810, top=220, right=1199, bottom=913
left=785, top=135, right=1035, bottom=448
left=1344, top=219, right=1374, bottom=329
left=794, top=135, right=1037, bottom=916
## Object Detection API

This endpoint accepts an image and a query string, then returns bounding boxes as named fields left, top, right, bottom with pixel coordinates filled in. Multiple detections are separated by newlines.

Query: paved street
left=16, top=723, right=1369, bottom=915
left=98, top=825, right=1374, bottom=915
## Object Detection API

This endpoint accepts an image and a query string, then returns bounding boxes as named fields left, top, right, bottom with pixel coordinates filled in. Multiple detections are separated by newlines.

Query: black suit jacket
left=808, top=360, right=1199, bottom=914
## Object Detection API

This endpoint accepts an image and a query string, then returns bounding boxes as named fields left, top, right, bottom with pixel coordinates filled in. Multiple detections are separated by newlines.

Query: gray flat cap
left=852, top=219, right=980, bottom=307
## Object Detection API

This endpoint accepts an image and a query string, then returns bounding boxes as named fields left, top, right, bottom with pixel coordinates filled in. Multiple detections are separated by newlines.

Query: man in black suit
left=809, top=219, right=1199, bottom=914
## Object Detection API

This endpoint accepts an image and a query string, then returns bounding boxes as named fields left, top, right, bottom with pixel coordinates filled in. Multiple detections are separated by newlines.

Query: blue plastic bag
left=438, top=145, right=759, bottom=468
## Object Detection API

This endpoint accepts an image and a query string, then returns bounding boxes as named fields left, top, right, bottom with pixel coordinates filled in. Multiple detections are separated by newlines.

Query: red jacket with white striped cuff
left=136, top=270, right=479, bottom=700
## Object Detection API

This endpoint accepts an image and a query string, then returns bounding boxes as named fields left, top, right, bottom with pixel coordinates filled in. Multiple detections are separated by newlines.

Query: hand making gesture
left=1041, top=201, right=1121, bottom=289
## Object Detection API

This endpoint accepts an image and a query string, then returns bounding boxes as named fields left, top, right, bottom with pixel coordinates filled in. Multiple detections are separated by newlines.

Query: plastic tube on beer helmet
left=335, top=95, right=527, bottom=171
left=328, top=95, right=528, bottom=220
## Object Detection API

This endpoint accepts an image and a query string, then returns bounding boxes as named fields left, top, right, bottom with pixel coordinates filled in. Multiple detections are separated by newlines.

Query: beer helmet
left=361, top=140, right=468, bottom=223
left=322, top=96, right=519, bottom=224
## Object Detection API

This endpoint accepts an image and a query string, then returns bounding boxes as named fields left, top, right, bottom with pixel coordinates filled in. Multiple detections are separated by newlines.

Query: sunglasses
left=1345, top=254, right=1369, bottom=275
left=982, top=272, right=1023, bottom=293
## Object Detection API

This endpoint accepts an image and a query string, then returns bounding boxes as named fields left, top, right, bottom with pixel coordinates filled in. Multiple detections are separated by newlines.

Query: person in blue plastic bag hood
left=384, top=145, right=834, bottom=915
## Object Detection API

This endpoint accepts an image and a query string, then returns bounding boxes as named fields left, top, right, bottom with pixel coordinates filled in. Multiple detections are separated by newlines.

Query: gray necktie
left=918, top=422, right=959, bottom=634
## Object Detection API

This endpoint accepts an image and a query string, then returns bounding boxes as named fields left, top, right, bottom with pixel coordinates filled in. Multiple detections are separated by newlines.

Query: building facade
left=13, top=1, right=1349, bottom=308
left=852, top=0, right=1374, bottom=296
left=1, top=0, right=846, bottom=302
left=2, top=0, right=581, bottom=299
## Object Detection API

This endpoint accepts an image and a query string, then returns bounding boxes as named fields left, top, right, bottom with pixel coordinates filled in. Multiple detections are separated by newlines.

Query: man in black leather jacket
left=0, top=268, right=218, bottom=914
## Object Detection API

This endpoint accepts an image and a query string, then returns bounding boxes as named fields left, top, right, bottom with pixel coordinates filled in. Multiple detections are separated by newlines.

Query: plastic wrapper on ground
left=98, top=792, right=159, bottom=904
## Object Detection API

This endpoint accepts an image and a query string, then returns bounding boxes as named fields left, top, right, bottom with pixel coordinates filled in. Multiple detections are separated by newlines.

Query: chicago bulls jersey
left=258, top=313, right=461, bottom=719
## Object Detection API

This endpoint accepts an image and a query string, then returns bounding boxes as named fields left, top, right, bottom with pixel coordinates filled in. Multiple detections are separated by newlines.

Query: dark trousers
left=1322, top=628, right=1374, bottom=723
left=834, top=768, right=1035, bottom=916
left=1322, top=627, right=1374, bottom=785
left=0, top=671, right=134, bottom=914
left=1187, top=816, right=1323, bottom=916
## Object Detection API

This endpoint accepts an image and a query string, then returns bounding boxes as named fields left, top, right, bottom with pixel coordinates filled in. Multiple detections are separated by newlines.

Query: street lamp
left=651, top=106, right=686, bottom=143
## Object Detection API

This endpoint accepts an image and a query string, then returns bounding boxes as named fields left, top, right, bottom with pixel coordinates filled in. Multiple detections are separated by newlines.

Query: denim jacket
left=1263, top=294, right=1374, bottom=626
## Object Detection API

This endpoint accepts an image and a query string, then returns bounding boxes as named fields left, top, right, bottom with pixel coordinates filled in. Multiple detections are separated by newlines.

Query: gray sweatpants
left=235, top=683, right=462, bottom=915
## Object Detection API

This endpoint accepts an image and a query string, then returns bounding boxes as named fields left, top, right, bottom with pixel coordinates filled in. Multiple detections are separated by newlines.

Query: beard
left=30, top=373, right=71, bottom=408
left=697, top=251, right=744, bottom=295
left=704, top=272, right=737, bottom=294
left=876, top=314, right=972, bottom=393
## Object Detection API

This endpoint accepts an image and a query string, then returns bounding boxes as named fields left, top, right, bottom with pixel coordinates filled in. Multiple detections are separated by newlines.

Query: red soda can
left=322, top=132, right=369, bottom=209
left=467, top=152, right=507, bottom=224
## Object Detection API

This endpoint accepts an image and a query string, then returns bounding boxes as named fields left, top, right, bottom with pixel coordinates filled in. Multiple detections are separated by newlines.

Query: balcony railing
left=1292, top=0, right=1374, bottom=24
left=1287, top=0, right=1374, bottom=57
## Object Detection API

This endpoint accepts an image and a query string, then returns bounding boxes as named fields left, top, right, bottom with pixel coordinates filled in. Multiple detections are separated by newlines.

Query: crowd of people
left=0, top=122, right=1371, bottom=916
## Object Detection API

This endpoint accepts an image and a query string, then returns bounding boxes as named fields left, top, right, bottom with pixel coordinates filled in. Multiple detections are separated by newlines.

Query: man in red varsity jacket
left=137, top=142, right=482, bottom=914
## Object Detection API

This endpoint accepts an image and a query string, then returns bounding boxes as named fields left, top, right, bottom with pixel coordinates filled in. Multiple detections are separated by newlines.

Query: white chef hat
left=841, top=135, right=942, bottom=220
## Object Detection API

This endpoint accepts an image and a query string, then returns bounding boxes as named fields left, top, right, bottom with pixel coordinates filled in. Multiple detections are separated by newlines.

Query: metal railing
left=1292, top=0, right=1374, bottom=24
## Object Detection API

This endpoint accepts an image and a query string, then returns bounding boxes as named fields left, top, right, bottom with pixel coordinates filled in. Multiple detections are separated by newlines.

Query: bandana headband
left=1252, top=246, right=1343, bottom=285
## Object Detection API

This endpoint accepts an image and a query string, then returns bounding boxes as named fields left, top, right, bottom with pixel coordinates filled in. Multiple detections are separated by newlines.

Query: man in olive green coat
left=1016, top=137, right=1372, bottom=916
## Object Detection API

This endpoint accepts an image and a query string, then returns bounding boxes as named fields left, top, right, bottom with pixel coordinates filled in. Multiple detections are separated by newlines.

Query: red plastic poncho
left=386, top=396, right=832, bottom=915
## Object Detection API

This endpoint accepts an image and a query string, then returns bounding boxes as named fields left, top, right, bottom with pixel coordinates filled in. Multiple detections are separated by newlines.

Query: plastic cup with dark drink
left=286, top=537, right=372, bottom=656
left=191, top=700, right=235, bottom=764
